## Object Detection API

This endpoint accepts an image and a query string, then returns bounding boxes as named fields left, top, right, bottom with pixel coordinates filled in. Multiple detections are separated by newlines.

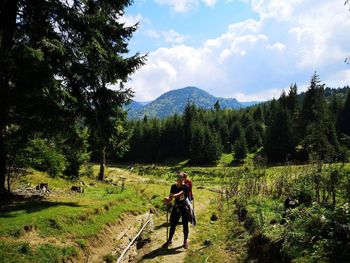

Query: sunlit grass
left=0, top=165, right=169, bottom=262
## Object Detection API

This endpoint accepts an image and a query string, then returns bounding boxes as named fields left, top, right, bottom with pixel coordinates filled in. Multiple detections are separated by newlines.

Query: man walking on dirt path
left=162, top=175, right=190, bottom=249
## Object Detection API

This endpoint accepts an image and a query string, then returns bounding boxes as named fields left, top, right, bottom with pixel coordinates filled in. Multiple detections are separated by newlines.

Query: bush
left=282, top=204, right=350, bottom=262
left=103, top=253, right=117, bottom=263
left=62, top=126, right=90, bottom=178
left=22, top=138, right=66, bottom=177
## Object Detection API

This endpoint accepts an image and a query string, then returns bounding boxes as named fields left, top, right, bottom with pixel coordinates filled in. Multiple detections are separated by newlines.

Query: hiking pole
left=164, top=197, right=170, bottom=241
left=192, top=198, right=196, bottom=225
left=166, top=205, right=169, bottom=241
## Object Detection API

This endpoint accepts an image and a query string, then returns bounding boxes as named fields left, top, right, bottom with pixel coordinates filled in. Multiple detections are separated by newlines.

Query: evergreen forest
left=125, top=76, right=350, bottom=166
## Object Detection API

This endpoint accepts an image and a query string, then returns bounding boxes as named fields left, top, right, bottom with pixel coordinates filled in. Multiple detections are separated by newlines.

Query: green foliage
left=215, top=162, right=350, bottom=263
left=281, top=204, right=350, bottom=262
left=189, top=124, right=222, bottom=164
left=62, top=125, right=90, bottom=178
left=105, top=186, right=119, bottom=194
left=0, top=0, right=144, bottom=190
left=233, top=132, right=248, bottom=161
left=103, top=253, right=117, bottom=263
left=22, top=138, right=66, bottom=177
left=265, top=107, right=295, bottom=162
left=0, top=242, right=77, bottom=263
left=300, top=73, right=340, bottom=161
left=338, top=89, right=350, bottom=138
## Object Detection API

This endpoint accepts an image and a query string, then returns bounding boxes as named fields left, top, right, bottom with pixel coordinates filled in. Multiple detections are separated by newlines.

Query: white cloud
left=154, top=0, right=218, bottom=13
left=118, top=14, right=144, bottom=27
left=267, top=42, right=286, bottom=51
left=128, top=0, right=350, bottom=101
left=147, top=30, right=160, bottom=39
left=202, top=0, right=217, bottom=7
left=246, top=0, right=304, bottom=21
left=163, top=29, right=186, bottom=44
left=325, top=69, right=350, bottom=87
left=154, top=0, right=199, bottom=13
left=232, top=88, right=282, bottom=102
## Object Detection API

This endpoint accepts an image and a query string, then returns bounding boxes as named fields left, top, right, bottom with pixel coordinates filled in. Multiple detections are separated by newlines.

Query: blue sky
left=121, top=0, right=350, bottom=102
left=125, top=0, right=259, bottom=53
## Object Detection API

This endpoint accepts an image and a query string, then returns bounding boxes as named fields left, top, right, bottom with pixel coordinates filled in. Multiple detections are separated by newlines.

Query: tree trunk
left=98, top=146, right=106, bottom=181
left=0, top=0, right=18, bottom=60
left=7, top=163, right=10, bottom=192
left=0, top=0, right=18, bottom=192
left=0, top=133, right=6, bottom=192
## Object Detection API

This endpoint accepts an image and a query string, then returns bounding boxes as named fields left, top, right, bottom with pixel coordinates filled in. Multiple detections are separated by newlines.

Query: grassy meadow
left=0, top=165, right=168, bottom=263
left=1, top=156, right=350, bottom=262
left=132, top=155, right=350, bottom=263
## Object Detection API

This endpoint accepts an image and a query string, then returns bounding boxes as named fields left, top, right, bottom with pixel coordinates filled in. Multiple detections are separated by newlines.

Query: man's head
left=176, top=175, right=183, bottom=184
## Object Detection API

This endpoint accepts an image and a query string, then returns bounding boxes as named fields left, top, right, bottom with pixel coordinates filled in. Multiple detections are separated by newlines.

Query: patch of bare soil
left=134, top=212, right=188, bottom=263
left=134, top=197, right=210, bottom=263
left=83, top=212, right=153, bottom=263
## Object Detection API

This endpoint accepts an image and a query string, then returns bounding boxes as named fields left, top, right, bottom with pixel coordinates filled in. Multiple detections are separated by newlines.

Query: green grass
left=0, top=242, right=77, bottom=263
left=0, top=165, right=171, bottom=262
left=3, top=161, right=350, bottom=262
left=218, top=153, right=234, bottom=166
left=185, top=190, right=236, bottom=263
left=0, top=186, right=147, bottom=238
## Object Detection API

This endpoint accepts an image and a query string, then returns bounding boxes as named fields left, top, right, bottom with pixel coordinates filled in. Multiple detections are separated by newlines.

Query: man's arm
left=170, top=191, right=184, bottom=198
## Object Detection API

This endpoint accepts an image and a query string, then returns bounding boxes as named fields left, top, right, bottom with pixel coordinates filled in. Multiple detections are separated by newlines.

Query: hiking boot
left=183, top=240, right=189, bottom=249
left=162, top=241, right=172, bottom=248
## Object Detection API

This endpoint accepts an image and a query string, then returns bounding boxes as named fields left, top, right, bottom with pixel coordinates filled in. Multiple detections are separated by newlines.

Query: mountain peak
left=128, top=87, right=243, bottom=119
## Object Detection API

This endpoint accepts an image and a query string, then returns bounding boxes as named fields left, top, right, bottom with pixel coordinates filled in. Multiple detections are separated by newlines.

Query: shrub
left=22, top=138, right=66, bottom=177
left=282, top=204, right=350, bottom=262
left=62, top=126, right=90, bottom=178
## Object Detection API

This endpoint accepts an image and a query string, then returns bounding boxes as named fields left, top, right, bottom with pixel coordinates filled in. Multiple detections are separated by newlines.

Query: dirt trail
left=133, top=192, right=211, bottom=263
left=87, top=168, right=213, bottom=263
left=85, top=213, right=152, bottom=263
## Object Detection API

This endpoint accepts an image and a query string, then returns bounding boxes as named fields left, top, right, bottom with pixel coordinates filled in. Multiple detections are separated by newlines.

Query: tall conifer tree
left=0, top=0, right=144, bottom=189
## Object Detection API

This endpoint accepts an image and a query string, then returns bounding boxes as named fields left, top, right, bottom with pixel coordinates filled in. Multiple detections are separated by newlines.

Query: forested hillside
left=125, top=75, right=350, bottom=164
left=127, top=86, right=243, bottom=119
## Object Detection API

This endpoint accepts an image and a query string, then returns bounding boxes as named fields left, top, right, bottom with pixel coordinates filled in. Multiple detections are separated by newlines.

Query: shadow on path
left=154, top=222, right=170, bottom=230
left=154, top=221, right=184, bottom=230
left=0, top=200, right=80, bottom=217
left=139, top=245, right=183, bottom=261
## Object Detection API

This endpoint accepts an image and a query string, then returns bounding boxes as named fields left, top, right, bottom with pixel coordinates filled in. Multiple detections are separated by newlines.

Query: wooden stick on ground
left=116, top=216, right=152, bottom=263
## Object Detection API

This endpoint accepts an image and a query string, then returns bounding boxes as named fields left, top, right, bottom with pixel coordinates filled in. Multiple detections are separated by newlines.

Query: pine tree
left=253, top=106, right=264, bottom=122
left=0, top=0, right=145, bottom=188
left=301, top=73, right=325, bottom=126
left=265, top=107, right=295, bottom=162
left=300, top=73, right=339, bottom=161
left=229, top=122, right=243, bottom=145
left=245, top=124, right=262, bottom=151
left=265, top=83, right=300, bottom=162
left=287, top=83, right=299, bottom=115
left=203, top=127, right=222, bottom=163
left=189, top=124, right=222, bottom=164
left=338, top=90, right=350, bottom=136
left=183, top=103, right=197, bottom=156
left=214, top=100, right=221, bottom=111
left=189, top=123, right=206, bottom=164
left=233, top=131, right=248, bottom=162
